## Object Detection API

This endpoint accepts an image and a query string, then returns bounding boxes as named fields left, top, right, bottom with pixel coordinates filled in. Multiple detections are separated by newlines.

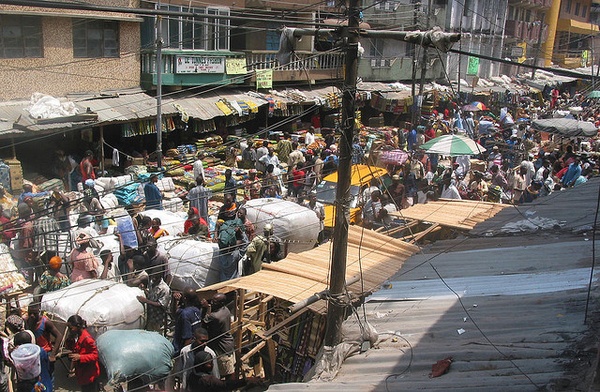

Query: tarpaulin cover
left=531, top=118, right=598, bottom=137
left=97, top=329, right=173, bottom=384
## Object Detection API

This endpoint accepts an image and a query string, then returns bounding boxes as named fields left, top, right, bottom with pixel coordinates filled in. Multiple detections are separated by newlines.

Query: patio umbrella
left=462, top=104, right=482, bottom=112
left=531, top=118, right=598, bottom=137
left=470, top=101, right=487, bottom=110
left=419, top=134, right=487, bottom=156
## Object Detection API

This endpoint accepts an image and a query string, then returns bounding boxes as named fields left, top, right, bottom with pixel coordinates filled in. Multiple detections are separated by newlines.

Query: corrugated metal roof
left=75, top=92, right=161, bottom=123
left=169, top=91, right=268, bottom=121
left=270, top=179, right=600, bottom=391
left=200, top=226, right=419, bottom=311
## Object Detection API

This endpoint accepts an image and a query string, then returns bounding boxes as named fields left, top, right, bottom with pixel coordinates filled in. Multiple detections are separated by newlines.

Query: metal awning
left=74, top=92, right=162, bottom=123
left=200, top=226, right=419, bottom=313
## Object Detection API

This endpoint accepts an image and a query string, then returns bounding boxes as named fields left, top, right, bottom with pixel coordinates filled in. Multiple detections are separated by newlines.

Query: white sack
left=244, top=198, right=320, bottom=253
left=41, top=279, right=145, bottom=337
left=159, top=238, right=220, bottom=291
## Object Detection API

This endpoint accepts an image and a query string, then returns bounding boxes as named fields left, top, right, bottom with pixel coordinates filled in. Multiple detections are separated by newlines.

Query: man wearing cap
left=79, top=150, right=96, bottom=183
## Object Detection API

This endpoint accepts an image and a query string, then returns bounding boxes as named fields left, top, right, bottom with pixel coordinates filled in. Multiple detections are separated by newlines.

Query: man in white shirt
left=305, top=126, right=316, bottom=146
left=193, top=154, right=206, bottom=183
left=175, top=326, right=219, bottom=390
left=255, top=140, right=269, bottom=173
left=440, top=175, right=462, bottom=200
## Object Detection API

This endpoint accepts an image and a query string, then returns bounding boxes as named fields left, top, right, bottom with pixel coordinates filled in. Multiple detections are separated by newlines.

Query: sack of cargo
left=41, top=279, right=145, bottom=337
left=97, top=329, right=173, bottom=385
left=244, top=198, right=319, bottom=253
left=159, top=238, right=220, bottom=291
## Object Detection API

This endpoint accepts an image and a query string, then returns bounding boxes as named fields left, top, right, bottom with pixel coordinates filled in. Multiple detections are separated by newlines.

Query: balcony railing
left=243, top=50, right=345, bottom=72
left=141, top=49, right=345, bottom=88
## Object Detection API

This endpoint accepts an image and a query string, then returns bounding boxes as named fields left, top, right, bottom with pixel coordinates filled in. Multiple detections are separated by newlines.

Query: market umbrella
left=531, top=118, right=598, bottom=137
left=419, top=134, right=486, bottom=156
left=470, top=101, right=487, bottom=110
left=587, top=90, right=600, bottom=99
left=462, top=104, right=482, bottom=112
left=378, top=149, right=409, bottom=166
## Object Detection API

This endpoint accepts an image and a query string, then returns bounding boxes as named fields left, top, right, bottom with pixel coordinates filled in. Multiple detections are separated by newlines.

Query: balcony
left=357, top=56, right=439, bottom=82
left=141, top=49, right=345, bottom=89
left=505, top=20, right=523, bottom=39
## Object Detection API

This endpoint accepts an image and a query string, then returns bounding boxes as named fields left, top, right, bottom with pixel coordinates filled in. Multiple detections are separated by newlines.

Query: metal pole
left=99, top=126, right=105, bottom=177
left=410, top=0, right=418, bottom=126
left=323, top=0, right=359, bottom=348
left=156, top=3, right=163, bottom=169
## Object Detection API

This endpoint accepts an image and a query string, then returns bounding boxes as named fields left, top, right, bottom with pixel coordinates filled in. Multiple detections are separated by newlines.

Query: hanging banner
left=582, top=50, right=590, bottom=67
left=517, top=42, right=527, bottom=64
left=467, top=56, right=479, bottom=75
left=226, top=58, right=247, bottom=75
left=256, top=69, right=273, bottom=89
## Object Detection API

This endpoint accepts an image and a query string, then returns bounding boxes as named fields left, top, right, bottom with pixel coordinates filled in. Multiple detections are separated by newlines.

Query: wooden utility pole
left=155, top=2, right=163, bottom=169
left=323, top=0, right=360, bottom=348
left=417, top=0, right=432, bottom=122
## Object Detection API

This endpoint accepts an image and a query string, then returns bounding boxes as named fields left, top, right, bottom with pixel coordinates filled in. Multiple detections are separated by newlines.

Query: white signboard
left=175, top=56, right=225, bottom=74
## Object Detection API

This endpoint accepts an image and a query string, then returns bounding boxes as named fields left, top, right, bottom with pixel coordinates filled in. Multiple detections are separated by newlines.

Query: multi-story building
left=542, top=0, right=600, bottom=68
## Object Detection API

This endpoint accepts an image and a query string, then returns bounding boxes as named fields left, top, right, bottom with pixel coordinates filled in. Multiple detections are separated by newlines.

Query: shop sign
left=175, top=56, right=225, bottom=74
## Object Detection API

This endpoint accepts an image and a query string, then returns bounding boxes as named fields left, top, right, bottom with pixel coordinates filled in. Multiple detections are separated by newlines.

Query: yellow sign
left=582, top=50, right=590, bottom=67
left=256, top=69, right=273, bottom=89
left=226, top=58, right=247, bottom=75
left=517, top=42, right=527, bottom=64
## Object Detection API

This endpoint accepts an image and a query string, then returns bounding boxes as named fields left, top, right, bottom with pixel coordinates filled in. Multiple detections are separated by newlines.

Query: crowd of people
left=0, top=84, right=598, bottom=391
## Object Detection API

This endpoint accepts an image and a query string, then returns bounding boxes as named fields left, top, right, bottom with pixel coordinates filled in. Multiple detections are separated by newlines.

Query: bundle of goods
left=41, top=279, right=145, bottom=337
left=159, top=237, right=220, bottom=291
left=195, top=135, right=223, bottom=149
left=0, top=244, right=30, bottom=294
left=140, top=209, right=187, bottom=237
left=97, top=329, right=173, bottom=385
left=113, top=182, right=143, bottom=206
left=244, top=198, right=320, bottom=253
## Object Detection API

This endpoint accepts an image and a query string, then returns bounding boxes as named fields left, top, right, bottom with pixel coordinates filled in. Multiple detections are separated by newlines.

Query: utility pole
left=323, top=0, right=360, bottom=348
left=417, top=0, right=432, bottom=123
left=155, top=2, right=163, bottom=169
left=410, top=0, right=418, bottom=126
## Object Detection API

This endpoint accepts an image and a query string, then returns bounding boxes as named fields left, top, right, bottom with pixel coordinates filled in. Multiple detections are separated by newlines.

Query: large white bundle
left=0, top=244, right=29, bottom=294
left=94, top=177, right=115, bottom=193
left=100, top=193, right=119, bottom=210
left=245, top=198, right=319, bottom=253
left=156, top=177, right=175, bottom=192
left=114, top=174, right=134, bottom=188
left=159, top=238, right=220, bottom=291
left=139, top=209, right=187, bottom=237
left=41, top=279, right=144, bottom=337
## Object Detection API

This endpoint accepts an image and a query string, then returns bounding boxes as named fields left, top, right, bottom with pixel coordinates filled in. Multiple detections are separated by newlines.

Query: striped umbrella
left=419, top=134, right=486, bottom=156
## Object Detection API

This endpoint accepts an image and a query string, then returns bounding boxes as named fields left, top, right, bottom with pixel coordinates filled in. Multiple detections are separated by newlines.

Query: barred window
left=0, top=15, right=42, bottom=58
left=73, top=19, right=119, bottom=58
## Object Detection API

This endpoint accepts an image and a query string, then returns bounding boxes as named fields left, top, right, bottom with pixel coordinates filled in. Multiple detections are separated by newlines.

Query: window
left=156, top=5, right=229, bottom=51
left=582, top=5, right=587, bottom=17
left=566, top=0, right=572, bottom=13
left=575, top=2, right=580, bottom=16
left=369, top=38, right=384, bottom=58
left=73, top=19, right=119, bottom=58
left=0, top=15, right=42, bottom=58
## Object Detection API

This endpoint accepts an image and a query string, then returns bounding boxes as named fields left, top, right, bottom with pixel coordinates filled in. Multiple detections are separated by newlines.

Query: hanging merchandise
left=120, top=117, right=175, bottom=138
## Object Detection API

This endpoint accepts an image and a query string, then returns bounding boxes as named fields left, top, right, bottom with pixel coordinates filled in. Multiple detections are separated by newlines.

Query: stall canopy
left=531, top=118, right=598, bottom=137
left=200, top=226, right=419, bottom=313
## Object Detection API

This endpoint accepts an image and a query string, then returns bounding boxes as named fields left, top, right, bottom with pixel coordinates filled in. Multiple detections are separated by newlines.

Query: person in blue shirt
left=18, top=184, right=50, bottom=203
left=561, top=157, right=582, bottom=188
left=407, top=127, right=418, bottom=150
left=144, top=174, right=163, bottom=210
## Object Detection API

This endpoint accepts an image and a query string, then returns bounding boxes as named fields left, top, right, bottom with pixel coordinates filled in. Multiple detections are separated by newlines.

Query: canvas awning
left=531, top=118, right=599, bottom=138
left=199, top=226, right=419, bottom=313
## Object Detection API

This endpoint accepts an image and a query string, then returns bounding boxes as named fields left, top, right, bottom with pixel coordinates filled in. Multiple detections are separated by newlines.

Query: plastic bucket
left=11, top=343, right=41, bottom=380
